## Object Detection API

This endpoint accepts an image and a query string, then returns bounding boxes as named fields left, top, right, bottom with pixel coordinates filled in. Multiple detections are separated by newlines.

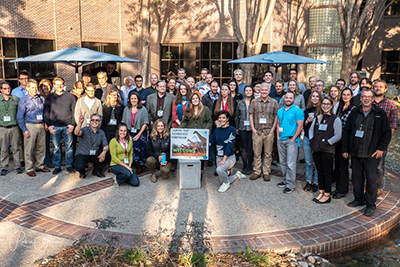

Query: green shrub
left=79, top=245, right=99, bottom=259
left=121, top=248, right=151, bottom=266
left=245, top=247, right=270, bottom=267
left=179, top=252, right=209, bottom=267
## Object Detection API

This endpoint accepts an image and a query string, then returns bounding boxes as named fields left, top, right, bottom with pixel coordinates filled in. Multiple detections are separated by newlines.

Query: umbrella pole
left=75, top=66, right=79, bottom=82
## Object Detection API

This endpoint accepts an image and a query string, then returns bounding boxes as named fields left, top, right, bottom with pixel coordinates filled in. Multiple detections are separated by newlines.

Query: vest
left=311, top=114, right=336, bottom=154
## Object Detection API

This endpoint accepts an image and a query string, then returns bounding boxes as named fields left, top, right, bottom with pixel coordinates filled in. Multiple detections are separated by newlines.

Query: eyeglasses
left=91, top=119, right=101, bottom=122
left=321, top=103, right=331, bottom=106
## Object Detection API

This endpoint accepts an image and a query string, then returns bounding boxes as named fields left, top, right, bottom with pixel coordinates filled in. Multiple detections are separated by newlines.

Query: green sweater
left=0, top=95, right=19, bottom=126
left=109, top=138, right=133, bottom=166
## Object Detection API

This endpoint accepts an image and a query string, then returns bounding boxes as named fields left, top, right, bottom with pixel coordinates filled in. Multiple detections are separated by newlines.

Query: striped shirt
left=374, top=97, right=398, bottom=130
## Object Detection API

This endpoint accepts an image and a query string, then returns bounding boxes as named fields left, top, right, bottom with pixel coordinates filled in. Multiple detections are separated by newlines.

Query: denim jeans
left=216, top=155, right=237, bottom=184
left=302, top=136, right=318, bottom=184
left=278, top=139, right=298, bottom=190
left=111, top=164, right=139, bottom=186
left=51, top=126, right=74, bottom=168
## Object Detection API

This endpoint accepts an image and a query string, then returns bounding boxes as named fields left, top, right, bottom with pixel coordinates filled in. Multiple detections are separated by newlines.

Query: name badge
left=259, top=118, right=267, bottom=124
left=355, top=130, right=364, bottom=138
left=308, top=113, right=315, bottom=118
left=89, top=150, right=96, bottom=155
left=3, top=116, right=11, bottom=122
left=279, top=127, right=283, bottom=133
left=36, top=114, right=43, bottom=120
left=109, top=119, right=117, bottom=125
left=318, top=124, right=328, bottom=131
left=244, top=120, right=250, bottom=126
left=157, top=110, right=164, bottom=117
left=124, top=158, right=129, bottom=164
left=217, top=150, right=223, bottom=156
left=87, top=118, right=91, bottom=124
left=131, top=128, right=137, bottom=133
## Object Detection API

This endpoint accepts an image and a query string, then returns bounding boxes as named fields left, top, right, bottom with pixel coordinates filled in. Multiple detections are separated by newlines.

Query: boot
left=151, top=172, right=157, bottom=183
left=162, top=173, right=169, bottom=180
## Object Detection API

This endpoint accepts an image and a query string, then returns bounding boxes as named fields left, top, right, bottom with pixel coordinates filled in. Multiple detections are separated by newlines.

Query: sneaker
left=303, top=182, right=312, bottom=191
left=236, top=171, right=246, bottom=180
left=1, top=169, right=7, bottom=176
left=277, top=182, right=286, bottom=188
left=66, top=167, right=76, bottom=174
left=218, top=182, right=230, bottom=193
left=113, top=175, right=119, bottom=186
left=53, top=168, right=62, bottom=175
left=311, top=184, right=319, bottom=192
left=15, top=168, right=23, bottom=174
left=283, top=187, right=294, bottom=194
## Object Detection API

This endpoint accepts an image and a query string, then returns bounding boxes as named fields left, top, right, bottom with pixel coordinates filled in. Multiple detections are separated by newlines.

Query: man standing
left=176, top=68, right=186, bottom=89
left=202, top=80, right=219, bottom=113
left=145, top=73, right=159, bottom=95
left=263, top=71, right=276, bottom=97
left=95, top=71, right=117, bottom=103
left=133, top=75, right=150, bottom=106
left=276, top=91, right=304, bottom=193
left=17, top=79, right=49, bottom=177
left=195, top=68, right=209, bottom=91
left=12, top=71, right=29, bottom=99
left=199, top=73, right=214, bottom=96
left=74, top=113, right=109, bottom=178
left=147, top=80, right=175, bottom=127
left=44, top=77, right=76, bottom=175
left=303, top=76, right=317, bottom=106
left=346, top=71, right=361, bottom=96
left=82, top=71, right=92, bottom=87
left=90, top=61, right=120, bottom=85
left=234, top=69, right=248, bottom=97
left=315, top=80, right=326, bottom=96
left=284, top=69, right=306, bottom=94
left=335, top=78, right=346, bottom=91
left=74, top=83, right=103, bottom=128
left=373, top=80, right=398, bottom=195
left=0, top=81, right=22, bottom=175
left=342, top=88, right=391, bottom=216
left=249, top=83, right=278, bottom=181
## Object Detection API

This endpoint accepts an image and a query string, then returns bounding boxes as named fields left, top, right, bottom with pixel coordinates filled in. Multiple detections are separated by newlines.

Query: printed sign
left=170, top=128, right=209, bottom=160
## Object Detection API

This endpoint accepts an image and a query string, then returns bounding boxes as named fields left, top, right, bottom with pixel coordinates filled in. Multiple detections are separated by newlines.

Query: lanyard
left=30, top=95, right=43, bottom=110
left=120, top=139, right=128, bottom=156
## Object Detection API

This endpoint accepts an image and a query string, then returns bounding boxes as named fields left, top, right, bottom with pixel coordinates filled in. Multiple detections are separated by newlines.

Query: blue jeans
left=51, top=126, right=74, bottom=168
left=216, top=155, right=237, bottom=184
left=111, top=165, right=139, bottom=186
left=302, top=136, right=318, bottom=184
left=278, top=139, right=298, bottom=190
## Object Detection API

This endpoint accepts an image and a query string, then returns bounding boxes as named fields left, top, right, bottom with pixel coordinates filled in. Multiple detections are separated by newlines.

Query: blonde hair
left=288, top=80, right=300, bottom=95
left=150, top=119, right=170, bottom=140
left=183, top=94, right=204, bottom=120
left=104, top=88, right=122, bottom=107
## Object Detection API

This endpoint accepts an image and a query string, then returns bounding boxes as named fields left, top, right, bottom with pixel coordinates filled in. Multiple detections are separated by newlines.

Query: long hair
left=228, top=79, right=238, bottom=94
left=115, top=122, right=129, bottom=141
left=288, top=80, right=300, bottom=95
left=183, top=93, right=204, bottom=120
left=38, top=79, right=52, bottom=97
left=150, top=119, right=170, bottom=140
left=243, top=85, right=255, bottom=100
left=175, top=82, right=192, bottom=104
left=306, top=90, right=322, bottom=109
left=317, top=97, right=334, bottom=115
left=127, top=91, right=143, bottom=109
left=105, top=88, right=122, bottom=107
left=214, top=83, right=234, bottom=116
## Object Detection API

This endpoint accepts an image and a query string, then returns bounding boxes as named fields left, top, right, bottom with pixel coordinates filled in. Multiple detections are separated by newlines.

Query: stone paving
left=0, top=163, right=400, bottom=266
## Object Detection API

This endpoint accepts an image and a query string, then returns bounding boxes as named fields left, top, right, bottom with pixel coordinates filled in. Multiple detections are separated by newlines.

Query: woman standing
left=332, top=88, right=355, bottom=199
left=146, top=119, right=171, bottom=182
left=328, top=86, right=340, bottom=106
left=70, top=81, right=84, bottom=100
left=279, top=80, right=305, bottom=110
left=212, top=83, right=236, bottom=129
left=235, top=85, right=254, bottom=175
left=102, top=88, right=124, bottom=142
left=310, top=97, right=342, bottom=204
left=39, top=79, right=54, bottom=168
left=167, top=77, right=177, bottom=95
left=121, top=92, right=149, bottom=174
left=211, top=110, right=246, bottom=192
left=172, top=82, right=192, bottom=128
left=228, top=79, right=243, bottom=104
left=109, top=123, right=139, bottom=186
left=302, top=91, right=322, bottom=193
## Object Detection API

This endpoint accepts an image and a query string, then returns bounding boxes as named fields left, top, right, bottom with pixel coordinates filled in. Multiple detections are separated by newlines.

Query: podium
left=177, top=159, right=201, bottom=189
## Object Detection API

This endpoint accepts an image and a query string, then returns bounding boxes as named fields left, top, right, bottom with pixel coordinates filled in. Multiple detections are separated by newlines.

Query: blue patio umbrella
left=228, top=51, right=329, bottom=78
left=10, top=46, right=140, bottom=81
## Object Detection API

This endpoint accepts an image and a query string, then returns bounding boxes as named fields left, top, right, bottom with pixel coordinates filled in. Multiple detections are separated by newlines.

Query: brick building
left=0, top=0, right=399, bottom=89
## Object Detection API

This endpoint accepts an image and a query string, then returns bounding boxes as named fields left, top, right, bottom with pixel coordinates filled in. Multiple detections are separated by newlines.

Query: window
left=82, top=42, right=120, bottom=74
left=0, top=38, right=55, bottom=88
left=386, top=1, right=400, bottom=15
left=281, top=46, right=299, bottom=81
left=381, top=51, right=400, bottom=83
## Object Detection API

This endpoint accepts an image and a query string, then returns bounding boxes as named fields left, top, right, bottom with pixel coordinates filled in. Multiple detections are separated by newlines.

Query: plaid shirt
left=249, top=97, right=278, bottom=133
left=374, top=97, right=398, bottom=130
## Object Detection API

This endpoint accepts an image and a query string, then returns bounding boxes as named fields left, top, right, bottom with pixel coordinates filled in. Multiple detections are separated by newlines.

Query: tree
left=228, top=0, right=276, bottom=83
left=337, top=0, right=394, bottom=79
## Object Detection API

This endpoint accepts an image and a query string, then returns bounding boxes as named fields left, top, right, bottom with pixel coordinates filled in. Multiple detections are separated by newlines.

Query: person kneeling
left=109, top=123, right=139, bottom=186
left=74, top=112, right=108, bottom=178
left=146, top=119, right=171, bottom=183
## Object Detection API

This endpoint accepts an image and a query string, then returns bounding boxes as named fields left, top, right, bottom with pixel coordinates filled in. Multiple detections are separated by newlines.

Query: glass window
left=201, top=43, right=210, bottom=59
left=3, top=38, right=16, bottom=58
left=222, top=43, right=232, bottom=59
left=17, top=39, right=29, bottom=57
left=308, top=46, right=343, bottom=84
left=29, top=39, right=53, bottom=55
left=211, top=43, right=221, bottom=59
left=4, top=60, right=17, bottom=78
left=0, top=60, right=3, bottom=79
left=309, top=8, right=341, bottom=44
left=381, top=51, right=400, bottom=83
left=386, top=1, right=400, bottom=15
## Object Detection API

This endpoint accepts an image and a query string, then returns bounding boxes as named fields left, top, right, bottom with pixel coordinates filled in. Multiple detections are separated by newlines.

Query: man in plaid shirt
left=373, top=80, right=398, bottom=194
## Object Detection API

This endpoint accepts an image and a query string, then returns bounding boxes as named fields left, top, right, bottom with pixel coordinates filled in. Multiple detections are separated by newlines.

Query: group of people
left=1, top=66, right=396, bottom=216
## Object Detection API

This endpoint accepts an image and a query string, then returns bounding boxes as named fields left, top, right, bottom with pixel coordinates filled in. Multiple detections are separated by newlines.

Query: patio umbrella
left=228, top=51, right=329, bottom=78
left=10, top=46, right=140, bottom=81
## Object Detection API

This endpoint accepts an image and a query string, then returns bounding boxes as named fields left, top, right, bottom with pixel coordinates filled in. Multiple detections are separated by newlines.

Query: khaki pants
left=252, top=131, right=274, bottom=175
left=146, top=156, right=171, bottom=176
left=0, top=126, right=21, bottom=170
left=24, top=123, right=46, bottom=172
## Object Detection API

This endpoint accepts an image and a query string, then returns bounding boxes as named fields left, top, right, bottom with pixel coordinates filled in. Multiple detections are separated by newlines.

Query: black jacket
left=147, top=136, right=170, bottom=161
left=342, top=105, right=391, bottom=158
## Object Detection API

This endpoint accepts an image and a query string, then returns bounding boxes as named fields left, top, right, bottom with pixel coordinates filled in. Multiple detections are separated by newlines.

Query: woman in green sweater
left=109, top=123, right=139, bottom=186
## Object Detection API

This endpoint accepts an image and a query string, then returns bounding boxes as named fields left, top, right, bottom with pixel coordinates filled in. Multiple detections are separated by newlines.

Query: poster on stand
left=170, top=128, right=209, bottom=160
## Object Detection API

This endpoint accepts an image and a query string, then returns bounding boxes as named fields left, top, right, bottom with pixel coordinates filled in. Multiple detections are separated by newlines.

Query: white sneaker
left=218, top=182, right=230, bottom=192
left=236, top=171, right=246, bottom=180
left=113, top=175, right=119, bottom=187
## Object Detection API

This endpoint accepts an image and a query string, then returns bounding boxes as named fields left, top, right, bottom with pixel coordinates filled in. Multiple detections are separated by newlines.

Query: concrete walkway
left=1, top=161, right=400, bottom=267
